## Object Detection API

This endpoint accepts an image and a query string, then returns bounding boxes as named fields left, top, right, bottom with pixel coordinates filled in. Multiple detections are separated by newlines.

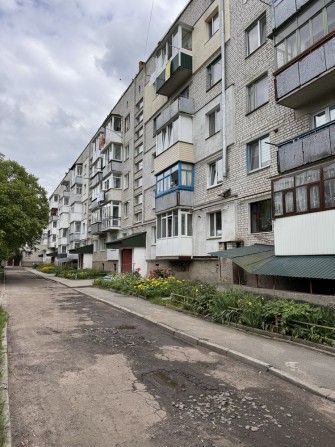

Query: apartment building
left=45, top=0, right=335, bottom=293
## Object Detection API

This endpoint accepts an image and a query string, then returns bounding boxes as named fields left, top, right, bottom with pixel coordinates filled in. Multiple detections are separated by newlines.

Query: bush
left=56, top=268, right=106, bottom=280
left=36, top=264, right=57, bottom=274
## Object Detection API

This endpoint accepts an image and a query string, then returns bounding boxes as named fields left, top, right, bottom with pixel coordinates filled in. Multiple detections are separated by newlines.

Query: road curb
left=1, top=324, right=12, bottom=447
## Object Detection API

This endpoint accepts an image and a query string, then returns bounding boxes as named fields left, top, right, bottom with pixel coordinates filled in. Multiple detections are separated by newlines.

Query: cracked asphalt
left=5, top=268, right=335, bottom=447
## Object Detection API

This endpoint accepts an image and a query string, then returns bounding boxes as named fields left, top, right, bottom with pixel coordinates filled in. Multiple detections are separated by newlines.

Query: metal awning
left=106, top=232, right=146, bottom=249
left=210, top=244, right=274, bottom=259
left=46, top=252, right=58, bottom=257
left=211, top=244, right=335, bottom=280
left=57, top=257, right=78, bottom=264
left=69, top=244, right=94, bottom=254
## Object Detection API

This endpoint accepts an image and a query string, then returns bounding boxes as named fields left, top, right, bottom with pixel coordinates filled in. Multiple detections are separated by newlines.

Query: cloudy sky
left=0, top=0, right=189, bottom=196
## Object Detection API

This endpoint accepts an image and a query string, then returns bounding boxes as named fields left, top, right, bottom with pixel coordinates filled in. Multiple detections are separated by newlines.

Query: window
left=112, top=174, right=121, bottom=189
left=62, top=228, right=67, bottom=237
left=156, top=120, right=176, bottom=154
left=247, top=76, right=268, bottom=112
left=247, top=135, right=270, bottom=172
left=135, top=126, right=143, bottom=140
left=135, top=211, right=142, bottom=222
left=156, top=163, right=194, bottom=196
left=208, top=159, right=223, bottom=187
left=124, top=145, right=130, bottom=161
left=103, top=179, right=110, bottom=191
left=135, top=143, right=143, bottom=156
left=64, top=197, right=69, bottom=205
left=250, top=200, right=272, bottom=233
left=74, top=221, right=81, bottom=233
left=100, top=237, right=106, bottom=251
left=125, top=114, right=130, bottom=132
left=52, top=234, right=57, bottom=242
left=207, top=56, right=221, bottom=89
left=124, top=173, right=129, bottom=189
left=156, top=210, right=192, bottom=239
left=246, top=15, right=266, bottom=55
left=275, top=3, right=335, bottom=68
left=136, top=98, right=143, bottom=111
left=124, top=201, right=129, bottom=218
left=61, top=246, right=67, bottom=254
left=208, top=11, right=219, bottom=38
left=135, top=177, right=143, bottom=189
left=135, top=160, right=143, bottom=172
left=272, top=162, right=335, bottom=217
left=52, top=221, right=57, bottom=228
left=76, top=165, right=83, bottom=176
left=111, top=144, right=122, bottom=161
left=208, top=108, right=221, bottom=137
left=136, top=112, right=143, bottom=125
left=313, top=104, right=335, bottom=128
left=134, top=193, right=143, bottom=205
left=53, top=195, right=58, bottom=202
left=82, top=222, right=86, bottom=234
left=114, top=116, right=121, bottom=131
left=76, top=186, right=82, bottom=195
left=209, top=211, right=222, bottom=237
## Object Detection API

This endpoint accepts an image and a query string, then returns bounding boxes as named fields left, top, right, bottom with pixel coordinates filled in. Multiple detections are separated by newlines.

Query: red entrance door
left=121, top=249, right=132, bottom=273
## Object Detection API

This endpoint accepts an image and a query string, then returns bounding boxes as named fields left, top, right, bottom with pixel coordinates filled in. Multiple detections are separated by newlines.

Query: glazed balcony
left=271, top=0, right=312, bottom=30
left=277, top=120, right=335, bottom=173
left=101, top=217, right=121, bottom=232
left=274, top=34, right=335, bottom=109
left=155, top=97, right=194, bottom=132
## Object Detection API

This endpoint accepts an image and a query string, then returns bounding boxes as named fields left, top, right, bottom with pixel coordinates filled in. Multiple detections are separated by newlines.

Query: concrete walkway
left=26, top=268, right=335, bottom=402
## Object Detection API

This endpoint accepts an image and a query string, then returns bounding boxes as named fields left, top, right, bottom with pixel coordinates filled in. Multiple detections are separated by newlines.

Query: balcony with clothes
left=155, top=24, right=193, bottom=96
left=99, top=115, right=122, bottom=152
left=273, top=1, right=335, bottom=108
left=155, top=162, right=194, bottom=213
left=272, top=160, right=335, bottom=255
left=155, top=209, right=193, bottom=258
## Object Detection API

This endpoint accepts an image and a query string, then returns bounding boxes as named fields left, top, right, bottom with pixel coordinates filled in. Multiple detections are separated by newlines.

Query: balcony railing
left=156, top=97, right=194, bottom=132
left=277, top=120, right=335, bottom=173
left=156, top=50, right=192, bottom=96
left=102, top=160, right=122, bottom=178
left=101, top=217, right=121, bottom=231
left=90, top=222, right=101, bottom=235
left=70, top=194, right=82, bottom=204
left=274, top=34, right=335, bottom=108
left=69, top=233, right=81, bottom=243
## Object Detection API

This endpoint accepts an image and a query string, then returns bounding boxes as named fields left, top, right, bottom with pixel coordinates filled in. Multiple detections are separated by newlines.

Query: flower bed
left=94, top=273, right=335, bottom=347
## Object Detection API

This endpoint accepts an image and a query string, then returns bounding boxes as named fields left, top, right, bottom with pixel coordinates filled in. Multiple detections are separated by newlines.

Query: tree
left=0, top=154, right=49, bottom=261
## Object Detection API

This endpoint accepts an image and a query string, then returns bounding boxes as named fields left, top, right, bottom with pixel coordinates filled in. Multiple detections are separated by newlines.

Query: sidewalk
left=27, top=268, right=335, bottom=402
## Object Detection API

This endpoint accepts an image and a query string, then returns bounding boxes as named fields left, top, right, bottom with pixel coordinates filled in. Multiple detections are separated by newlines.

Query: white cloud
left=0, top=0, right=189, bottom=195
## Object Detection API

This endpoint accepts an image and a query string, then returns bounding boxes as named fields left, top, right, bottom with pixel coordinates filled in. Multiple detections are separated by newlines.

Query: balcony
left=70, top=194, right=82, bottom=205
left=91, top=172, right=103, bottom=188
left=101, top=217, right=121, bottom=232
left=90, top=222, right=101, bottom=235
left=274, top=34, right=335, bottom=109
left=156, top=50, right=192, bottom=97
left=271, top=0, right=310, bottom=30
left=104, top=189, right=122, bottom=202
left=102, top=161, right=122, bottom=178
left=154, top=141, right=194, bottom=174
left=155, top=190, right=194, bottom=213
left=277, top=120, right=335, bottom=173
left=156, top=236, right=192, bottom=258
left=71, top=175, right=83, bottom=187
left=156, top=97, right=194, bottom=132
left=99, top=132, right=122, bottom=152
left=63, top=191, right=70, bottom=197
left=69, top=233, right=81, bottom=243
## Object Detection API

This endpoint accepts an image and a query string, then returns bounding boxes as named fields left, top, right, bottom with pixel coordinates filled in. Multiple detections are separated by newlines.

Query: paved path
left=26, top=268, right=335, bottom=401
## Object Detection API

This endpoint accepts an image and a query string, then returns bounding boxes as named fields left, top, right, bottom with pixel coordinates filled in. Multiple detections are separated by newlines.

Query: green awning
left=210, top=244, right=274, bottom=259
left=211, top=244, right=335, bottom=280
left=46, top=252, right=58, bottom=257
left=106, top=232, right=146, bottom=249
left=69, top=244, right=94, bottom=254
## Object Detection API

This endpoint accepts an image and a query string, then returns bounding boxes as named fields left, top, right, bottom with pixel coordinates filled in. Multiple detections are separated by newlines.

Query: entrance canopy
left=69, top=245, right=94, bottom=254
left=106, top=232, right=146, bottom=249
left=211, top=244, right=335, bottom=280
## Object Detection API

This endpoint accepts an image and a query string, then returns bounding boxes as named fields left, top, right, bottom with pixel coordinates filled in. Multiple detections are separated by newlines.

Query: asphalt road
left=5, top=269, right=335, bottom=447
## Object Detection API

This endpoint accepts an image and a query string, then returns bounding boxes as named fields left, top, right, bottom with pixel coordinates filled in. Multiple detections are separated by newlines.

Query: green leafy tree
left=0, top=154, right=49, bottom=261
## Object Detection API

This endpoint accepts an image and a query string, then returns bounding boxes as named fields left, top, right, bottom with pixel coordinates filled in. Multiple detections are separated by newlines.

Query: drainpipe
left=220, top=0, right=227, bottom=176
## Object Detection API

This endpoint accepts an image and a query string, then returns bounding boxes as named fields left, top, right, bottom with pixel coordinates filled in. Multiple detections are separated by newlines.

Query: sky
left=0, top=0, right=189, bottom=196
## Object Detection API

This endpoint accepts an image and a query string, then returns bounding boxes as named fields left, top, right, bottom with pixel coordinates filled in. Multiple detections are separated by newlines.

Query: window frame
left=207, top=56, right=222, bottom=90
left=250, top=199, right=273, bottom=233
left=247, top=75, right=268, bottom=113
left=208, top=211, right=222, bottom=238
left=246, top=14, right=267, bottom=56
left=208, top=159, right=223, bottom=188
left=247, top=135, right=270, bottom=173
left=207, top=107, right=221, bottom=137
left=272, top=162, right=335, bottom=218
left=208, top=11, right=219, bottom=38
left=155, top=162, right=194, bottom=197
